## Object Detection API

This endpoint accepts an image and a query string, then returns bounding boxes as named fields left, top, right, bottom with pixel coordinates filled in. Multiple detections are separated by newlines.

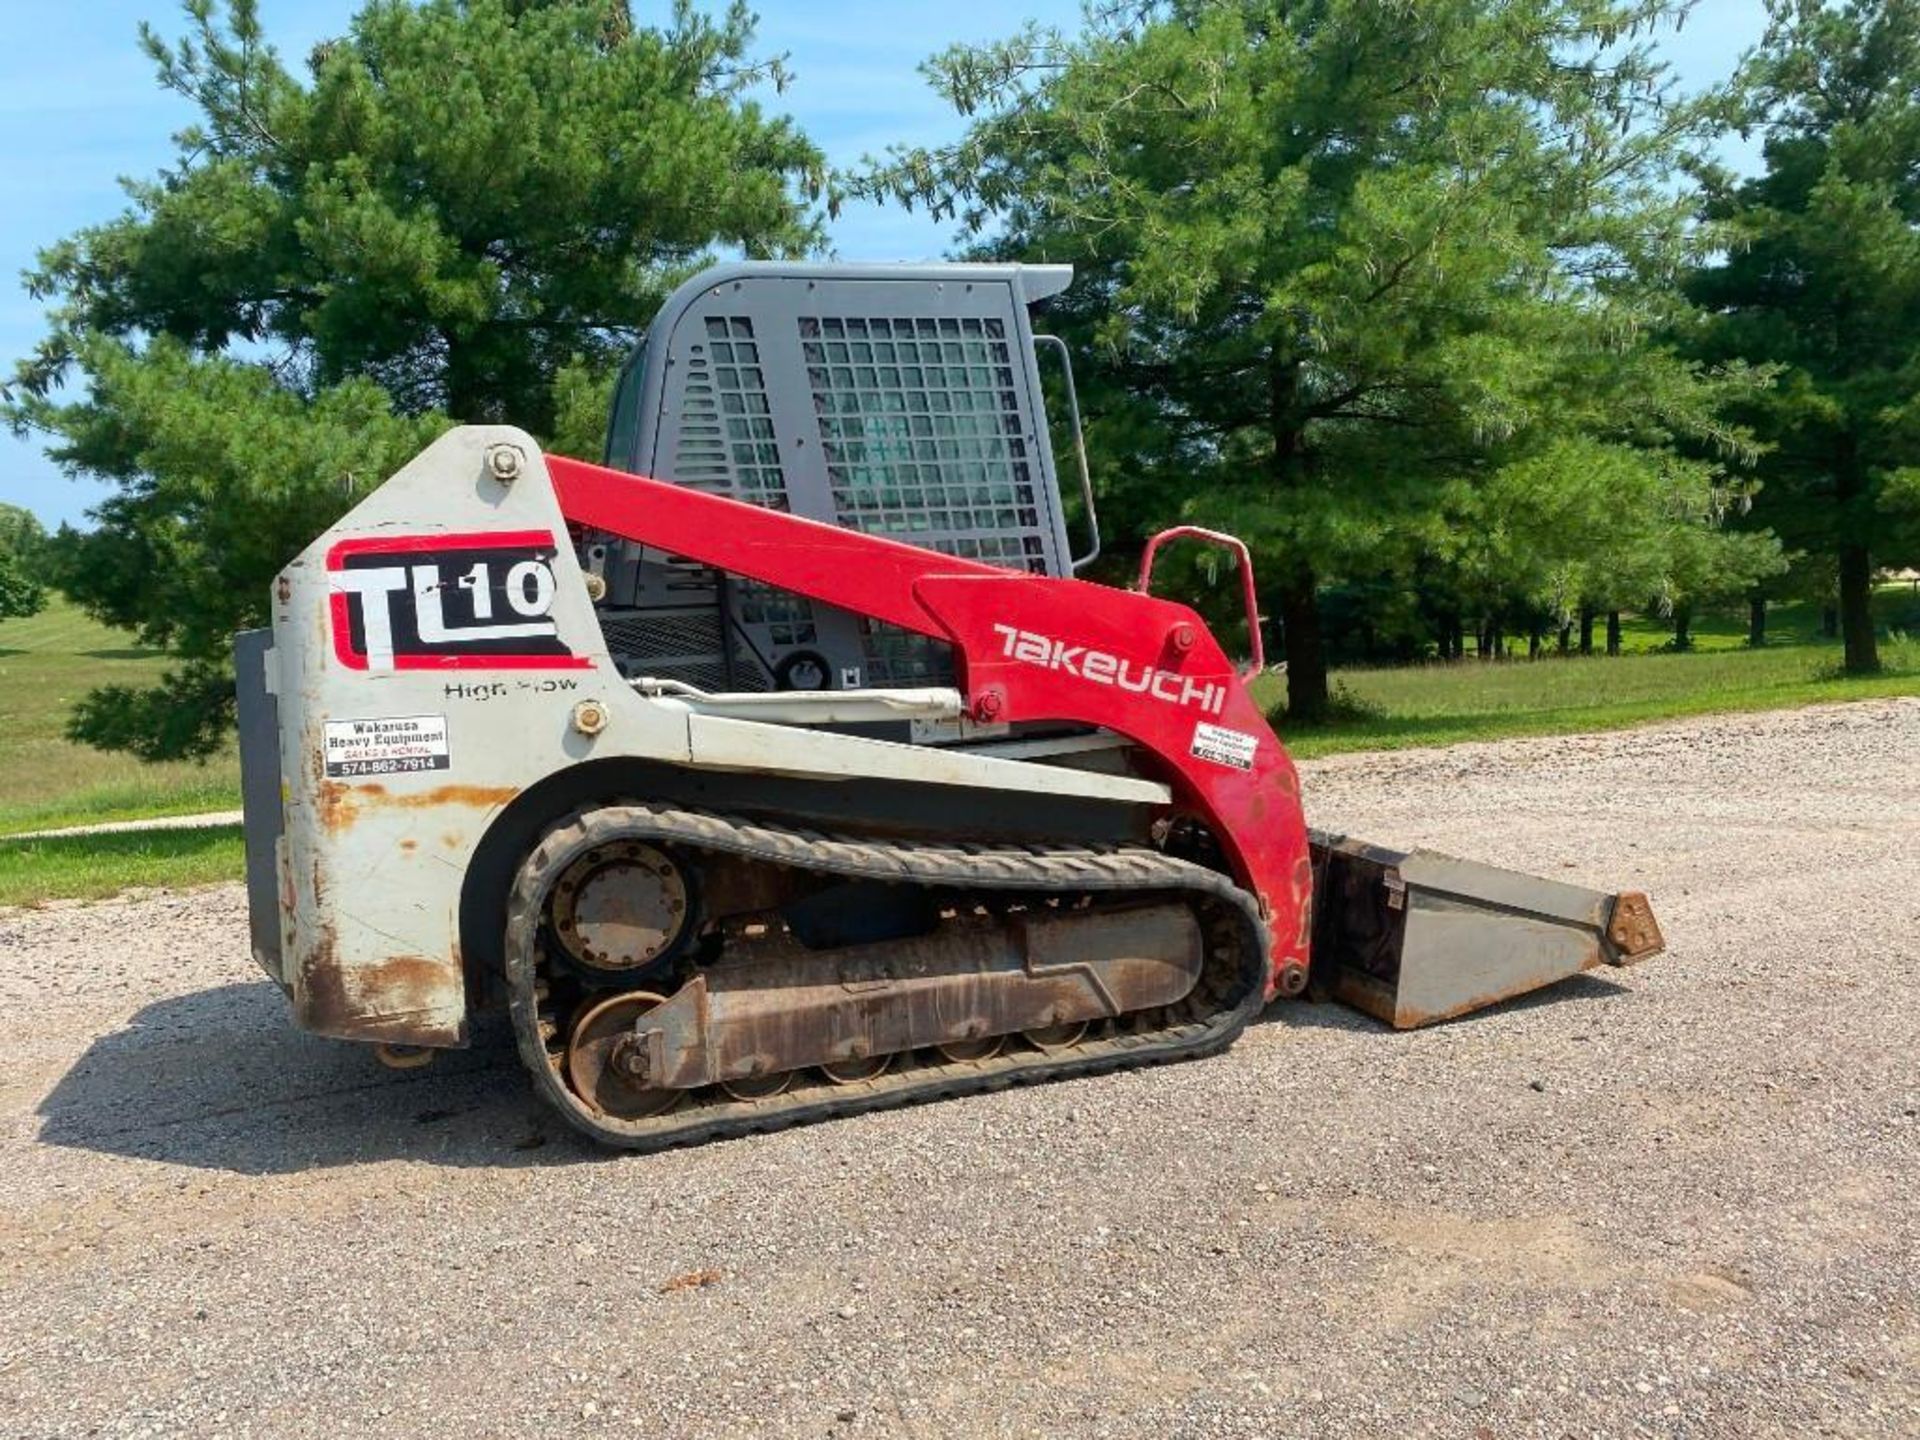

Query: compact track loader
left=236, top=262, right=1663, bottom=1150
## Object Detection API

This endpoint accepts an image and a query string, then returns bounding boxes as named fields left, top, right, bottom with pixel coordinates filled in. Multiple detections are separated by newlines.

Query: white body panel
left=265, top=428, right=1162, bottom=1046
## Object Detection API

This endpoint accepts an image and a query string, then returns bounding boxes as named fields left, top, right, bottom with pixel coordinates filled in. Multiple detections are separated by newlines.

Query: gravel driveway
left=1, top=699, right=1915, bottom=1439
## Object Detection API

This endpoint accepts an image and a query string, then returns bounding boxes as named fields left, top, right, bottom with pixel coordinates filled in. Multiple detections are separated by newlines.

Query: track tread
left=504, top=805, right=1269, bottom=1152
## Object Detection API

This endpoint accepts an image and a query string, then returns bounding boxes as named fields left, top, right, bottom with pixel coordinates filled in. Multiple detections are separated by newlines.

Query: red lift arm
left=547, top=454, right=1313, bottom=995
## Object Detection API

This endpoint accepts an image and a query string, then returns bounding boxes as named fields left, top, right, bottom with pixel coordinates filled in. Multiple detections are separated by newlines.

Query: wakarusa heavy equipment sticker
left=323, top=714, right=451, bottom=778
left=326, top=531, right=592, bottom=671
left=1190, top=720, right=1258, bottom=771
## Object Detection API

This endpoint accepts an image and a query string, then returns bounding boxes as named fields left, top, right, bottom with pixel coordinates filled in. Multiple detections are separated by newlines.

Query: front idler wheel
left=564, top=991, right=685, bottom=1119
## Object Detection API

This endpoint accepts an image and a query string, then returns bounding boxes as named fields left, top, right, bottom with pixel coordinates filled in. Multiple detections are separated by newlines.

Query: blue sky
left=0, top=0, right=1769, bottom=528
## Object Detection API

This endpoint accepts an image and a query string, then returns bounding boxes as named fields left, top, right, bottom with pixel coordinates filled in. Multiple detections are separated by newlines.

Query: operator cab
left=582, top=262, right=1099, bottom=752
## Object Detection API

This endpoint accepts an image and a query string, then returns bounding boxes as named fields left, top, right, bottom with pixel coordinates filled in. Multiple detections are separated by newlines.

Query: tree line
left=6, top=0, right=1919, bottom=752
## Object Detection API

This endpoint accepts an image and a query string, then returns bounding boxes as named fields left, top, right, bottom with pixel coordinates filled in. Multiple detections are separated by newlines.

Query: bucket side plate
left=1308, top=830, right=1665, bottom=1029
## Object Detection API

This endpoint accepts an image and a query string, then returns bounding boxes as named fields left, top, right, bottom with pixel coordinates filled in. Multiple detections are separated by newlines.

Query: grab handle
left=1137, top=526, right=1264, bottom=677
left=1033, top=333, right=1100, bottom=572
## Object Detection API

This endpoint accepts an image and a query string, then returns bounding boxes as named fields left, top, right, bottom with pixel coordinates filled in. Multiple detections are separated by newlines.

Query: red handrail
left=1136, top=526, right=1265, bottom=678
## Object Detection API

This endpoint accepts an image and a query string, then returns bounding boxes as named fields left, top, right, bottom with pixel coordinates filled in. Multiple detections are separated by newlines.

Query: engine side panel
left=272, top=428, right=692, bottom=1047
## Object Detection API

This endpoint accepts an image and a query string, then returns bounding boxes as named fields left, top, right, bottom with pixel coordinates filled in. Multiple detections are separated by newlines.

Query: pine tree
left=1687, top=0, right=1920, bottom=674
left=6, top=0, right=825, bottom=757
left=857, top=0, right=1773, bottom=718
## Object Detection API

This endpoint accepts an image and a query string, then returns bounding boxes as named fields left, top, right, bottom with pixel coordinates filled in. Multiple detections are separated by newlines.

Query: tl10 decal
left=326, top=531, right=592, bottom=672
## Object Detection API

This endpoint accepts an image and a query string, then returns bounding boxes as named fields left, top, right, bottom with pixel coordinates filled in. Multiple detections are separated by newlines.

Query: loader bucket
left=1308, top=830, right=1664, bottom=1028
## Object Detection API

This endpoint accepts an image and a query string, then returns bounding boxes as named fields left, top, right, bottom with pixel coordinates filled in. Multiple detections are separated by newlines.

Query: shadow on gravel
left=39, top=970, right=1638, bottom=1174
left=37, top=980, right=593, bottom=1174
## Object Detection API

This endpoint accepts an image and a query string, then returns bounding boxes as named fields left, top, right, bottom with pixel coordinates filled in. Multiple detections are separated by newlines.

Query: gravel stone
left=1, top=698, right=1916, bottom=1438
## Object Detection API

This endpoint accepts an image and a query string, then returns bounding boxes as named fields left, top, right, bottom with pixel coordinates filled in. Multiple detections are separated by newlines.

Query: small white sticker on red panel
left=1190, top=720, right=1257, bottom=771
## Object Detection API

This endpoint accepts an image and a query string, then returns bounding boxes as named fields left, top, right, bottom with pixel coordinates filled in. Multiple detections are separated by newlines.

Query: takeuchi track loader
left=235, top=262, right=1664, bottom=1150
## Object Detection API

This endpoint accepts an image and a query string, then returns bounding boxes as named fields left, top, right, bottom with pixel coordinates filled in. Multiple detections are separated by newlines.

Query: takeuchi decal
left=326, top=531, right=593, bottom=672
left=989, top=622, right=1228, bottom=715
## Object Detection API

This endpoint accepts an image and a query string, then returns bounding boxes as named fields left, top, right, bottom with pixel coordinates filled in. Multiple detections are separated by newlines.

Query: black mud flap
left=234, top=626, right=286, bottom=987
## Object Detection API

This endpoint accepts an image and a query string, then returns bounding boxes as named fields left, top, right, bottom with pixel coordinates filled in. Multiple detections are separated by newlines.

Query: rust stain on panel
left=295, top=941, right=464, bottom=1047
left=316, top=780, right=362, bottom=835
left=316, top=779, right=518, bottom=835
left=392, top=783, right=520, bottom=810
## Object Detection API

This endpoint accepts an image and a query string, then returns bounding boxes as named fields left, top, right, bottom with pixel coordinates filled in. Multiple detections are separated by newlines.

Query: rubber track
left=503, top=805, right=1271, bottom=1152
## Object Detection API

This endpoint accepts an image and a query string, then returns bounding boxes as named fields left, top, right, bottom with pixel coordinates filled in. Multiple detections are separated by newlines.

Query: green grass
left=0, top=598, right=240, bottom=836
left=1260, top=585, right=1920, bottom=759
left=0, top=825, right=245, bottom=907
left=2, top=584, right=1917, bottom=906
left=1613, top=584, right=1920, bottom=654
